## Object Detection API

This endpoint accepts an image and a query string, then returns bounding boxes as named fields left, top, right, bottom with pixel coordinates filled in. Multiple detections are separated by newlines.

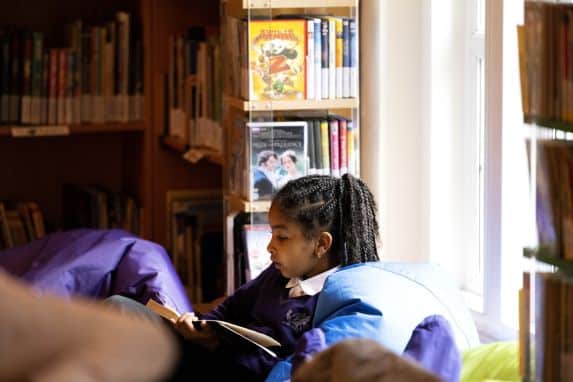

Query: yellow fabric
left=460, top=341, right=520, bottom=382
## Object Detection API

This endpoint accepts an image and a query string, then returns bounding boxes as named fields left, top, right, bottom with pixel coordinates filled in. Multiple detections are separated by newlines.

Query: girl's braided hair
left=271, top=174, right=380, bottom=265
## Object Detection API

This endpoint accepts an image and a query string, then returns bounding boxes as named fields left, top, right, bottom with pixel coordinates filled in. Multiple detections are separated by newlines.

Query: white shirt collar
left=285, top=267, right=340, bottom=298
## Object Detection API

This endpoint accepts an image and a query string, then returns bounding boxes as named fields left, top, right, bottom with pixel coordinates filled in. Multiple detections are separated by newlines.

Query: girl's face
left=267, top=205, right=327, bottom=279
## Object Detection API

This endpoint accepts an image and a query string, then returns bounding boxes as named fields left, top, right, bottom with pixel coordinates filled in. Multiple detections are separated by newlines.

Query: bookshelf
left=221, top=0, right=360, bottom=292
left=520, top=1, right=573, bottom=381
left=224, top=95, right=359, bottom=112
left=0, top=122, right=146, bottom=137
left=0, top=0, right=222, bottom=251
left=235, top=0, right=357, bottom=8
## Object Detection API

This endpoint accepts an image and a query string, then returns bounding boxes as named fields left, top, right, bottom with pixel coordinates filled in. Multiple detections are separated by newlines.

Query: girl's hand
left=174, top=313, right=220, bottom=351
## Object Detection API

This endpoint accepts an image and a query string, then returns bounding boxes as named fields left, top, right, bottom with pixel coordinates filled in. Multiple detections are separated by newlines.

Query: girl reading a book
left=169, top=174, right=381, bottom=381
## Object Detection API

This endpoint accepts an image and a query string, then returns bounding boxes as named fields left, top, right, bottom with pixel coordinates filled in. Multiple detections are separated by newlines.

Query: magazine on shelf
left=248, top=121, right=308, bottom=201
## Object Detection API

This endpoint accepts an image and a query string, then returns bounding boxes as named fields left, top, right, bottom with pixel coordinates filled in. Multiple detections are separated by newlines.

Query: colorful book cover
left=247, top=121, right=308, bottom=201
left=249, top=20, right=306, bottom=100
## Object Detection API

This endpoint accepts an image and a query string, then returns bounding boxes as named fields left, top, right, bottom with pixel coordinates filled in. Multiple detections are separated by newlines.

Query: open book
left=145, top=299, right=281, bottom=358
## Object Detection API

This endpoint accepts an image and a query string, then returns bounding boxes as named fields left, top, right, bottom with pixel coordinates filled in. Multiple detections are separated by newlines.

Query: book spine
left=66, top=51, right=74, bottom=124
left=31, top=32, right=43, bottom=125
left=117, top=12, right=130, bottom=122
left=95, top=27, right=105, bottom=123
left=306, top=19, right=315, bottom=101
left=40, top=51, right=49, bottom=124
left=307, top=119, right=316, bottom=175
left=329, top=119, right=340, bottom=177
left=10, top=33, right=20, bottom=124
left=0, top=34, right=10, bottom=123
left=71, top=20, right=83, bottom=124
left=104, top=21, right=115, bottom=122
left=328, top=18, right=336, bottom=100
left=313, top=120, right=323, bottom=175
left=57, top=49, right=67, bottom=125
left=21, top=33, right=32, bottom=125
left=353, top=120, right=360, bottom=176
left=346, top=119, right=355, bottom=176
left=339, top=118, right=348, bottom=175
left=48, top=49, right=58, bottom=125
left=320, top=120, right=330, bottom=175
left=343, top=19, right=350, bottom=98
left=81, top=27, right=91, bottom=123
left=335, top=18, right=343, bottom=99
left=313, top=19, right=322, bottom=101
left=321, top=19, right=329, bottom=99
left=349, top=19, right=358, bottom=98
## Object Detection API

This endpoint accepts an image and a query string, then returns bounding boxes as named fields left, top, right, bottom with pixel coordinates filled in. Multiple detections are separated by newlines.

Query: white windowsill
left=461, top=289, right=518, bottom=344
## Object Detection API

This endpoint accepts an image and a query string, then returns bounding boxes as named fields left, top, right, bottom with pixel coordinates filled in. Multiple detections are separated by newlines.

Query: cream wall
left=361, top=0, right=471, bottom=272
left=361, top=0, right=428, bottom=262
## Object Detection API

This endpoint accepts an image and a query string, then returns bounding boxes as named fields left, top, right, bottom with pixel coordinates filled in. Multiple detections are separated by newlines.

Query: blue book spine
left=314, top=19, right=321, bottom=100
left=349, top=19, right=357, bottom=98
left=321, top=19, right=329, bottom=99
left=342, top=19, right=350, bottom=98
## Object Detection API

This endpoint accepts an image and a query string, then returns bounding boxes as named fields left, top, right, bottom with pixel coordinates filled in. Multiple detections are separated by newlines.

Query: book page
left=145, top=299, right=281, bottom=357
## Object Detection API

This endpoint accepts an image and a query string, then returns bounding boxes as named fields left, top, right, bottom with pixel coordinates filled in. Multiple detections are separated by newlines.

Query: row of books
left=229, top=116, right=359, bottom=201
left=0, top=12, right=143, bottom=126
left=521, top=2, right=573, bottom=124
left=167, top=192, right=224, bottom=303
left=532, top=271, right=573, bottom=381
left=535, top=140, right=573, bottom=261
left=62, top=184, right=141, bottom=236
left=0, top=201, right=46, bottom=250
left=224, top=17, right=358, bottom=102
left=167, top=26, right=222, bottom=151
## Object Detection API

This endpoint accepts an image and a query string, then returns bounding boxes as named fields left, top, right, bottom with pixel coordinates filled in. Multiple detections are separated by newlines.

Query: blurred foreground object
left=0, top=270, right=178, bottom=382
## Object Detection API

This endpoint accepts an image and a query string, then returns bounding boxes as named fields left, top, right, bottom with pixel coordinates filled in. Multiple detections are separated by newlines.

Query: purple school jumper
left=202, top=264, right=318, bottom=378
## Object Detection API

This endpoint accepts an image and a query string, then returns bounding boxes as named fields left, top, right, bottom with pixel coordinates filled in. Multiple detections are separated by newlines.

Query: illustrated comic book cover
left=249, top=20, right=307, bottom=100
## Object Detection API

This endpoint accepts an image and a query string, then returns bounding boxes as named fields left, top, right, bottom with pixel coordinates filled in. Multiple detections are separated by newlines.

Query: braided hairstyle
left=271, top=174, right=380, bottom=265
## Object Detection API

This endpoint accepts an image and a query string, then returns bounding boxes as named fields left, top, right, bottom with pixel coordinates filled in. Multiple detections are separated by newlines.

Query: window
left=429, top=0, right=528, bottom=339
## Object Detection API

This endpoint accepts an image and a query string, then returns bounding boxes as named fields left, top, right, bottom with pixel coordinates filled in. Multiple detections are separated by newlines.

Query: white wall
left=361, top=0, right=428, bottom=262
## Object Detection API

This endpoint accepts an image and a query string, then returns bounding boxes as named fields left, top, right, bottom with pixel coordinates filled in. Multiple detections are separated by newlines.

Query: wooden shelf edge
left=161, top=135, right=189, bottom=153
left=0, top=122, right=146, bottom=137
left=237, top=0, right=358, bottom=9
left=162, top=136, right=223, bottom=166
left=224, top=95, right=359, bottom=111
left=225, top=194, right=271, bottom=213
left=523, top=247, right=573, bottom=273
left=524, top=117, right=573, bottom=134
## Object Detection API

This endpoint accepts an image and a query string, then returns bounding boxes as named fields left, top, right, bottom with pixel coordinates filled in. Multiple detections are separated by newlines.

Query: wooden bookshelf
left=236, top=0, right=357, bottom=9
left=0, top=122, right=145, bottom=137
left=224, top=96, right=359, bottom=112
left=226, top=194, right=271, bottom=213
